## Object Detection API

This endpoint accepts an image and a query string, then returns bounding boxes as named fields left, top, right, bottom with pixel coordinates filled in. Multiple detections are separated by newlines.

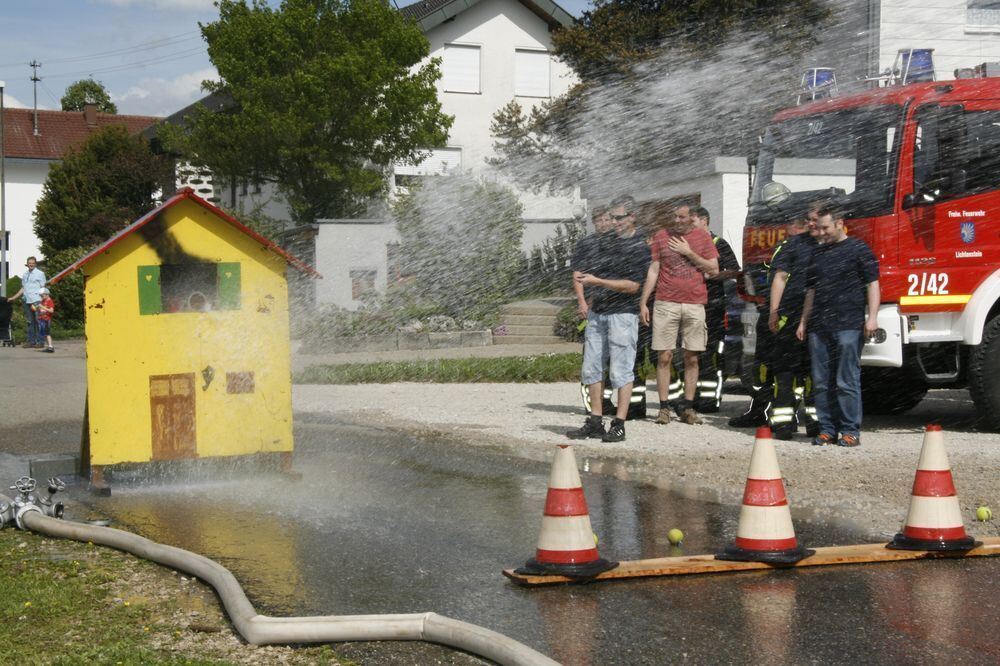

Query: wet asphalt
left=59, top=418, right=1000, bottom=665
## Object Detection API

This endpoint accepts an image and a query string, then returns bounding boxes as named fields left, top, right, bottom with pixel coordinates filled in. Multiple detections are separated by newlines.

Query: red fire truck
left=742, top=74, right=1000, bottom=429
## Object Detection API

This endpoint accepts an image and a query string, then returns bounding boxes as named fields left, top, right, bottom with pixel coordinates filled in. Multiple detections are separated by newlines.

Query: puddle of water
left=67, top=422, right=999, bottom=664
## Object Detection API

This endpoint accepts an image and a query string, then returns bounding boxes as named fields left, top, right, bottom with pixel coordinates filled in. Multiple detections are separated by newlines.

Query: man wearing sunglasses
left=567, top=195, right=650, bottom=443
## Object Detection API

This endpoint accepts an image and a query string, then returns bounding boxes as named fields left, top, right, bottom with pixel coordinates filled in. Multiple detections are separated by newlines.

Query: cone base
left=886, top=533, right=982, bottom=552
left=514, top=557, right=619, bottom=581
left=715, top=542, right=815, bottom=564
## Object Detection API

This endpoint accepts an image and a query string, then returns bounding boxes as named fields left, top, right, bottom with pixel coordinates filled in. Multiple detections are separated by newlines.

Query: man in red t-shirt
left=639, top=204, right=719, bottom=424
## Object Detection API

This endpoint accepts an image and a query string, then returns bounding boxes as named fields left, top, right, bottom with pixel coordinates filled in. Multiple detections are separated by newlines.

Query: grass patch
left=296, top=352, right=583, bottom=384
left=0, top=529, right=350, bottom=664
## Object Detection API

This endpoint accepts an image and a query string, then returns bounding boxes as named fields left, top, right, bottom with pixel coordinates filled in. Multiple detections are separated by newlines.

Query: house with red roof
left=1, top=104, right=159, bottom=270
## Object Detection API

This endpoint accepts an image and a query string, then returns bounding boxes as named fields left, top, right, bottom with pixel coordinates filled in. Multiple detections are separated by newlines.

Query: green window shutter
left=137, top=265, right=161, bottom=315
left=217, top=262, right=241, bottom=310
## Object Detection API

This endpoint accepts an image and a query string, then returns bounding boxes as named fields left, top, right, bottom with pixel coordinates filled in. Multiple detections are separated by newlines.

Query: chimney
left=84, top=103, right=97, bottom=128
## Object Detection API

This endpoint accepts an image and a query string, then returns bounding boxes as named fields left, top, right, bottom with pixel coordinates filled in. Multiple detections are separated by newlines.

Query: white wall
left=422, top=0, right=582, bottom=220
left=313, top=222, right=399, bottom=309
left=881, top=0, right=1000, bottom=80
left=3, top=158, right=49, bottom=273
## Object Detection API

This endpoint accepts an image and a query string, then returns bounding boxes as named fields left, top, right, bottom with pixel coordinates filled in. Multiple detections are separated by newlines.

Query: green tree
left=45, top=246, right=90, bottom=327
left=34, top=126, right=171, bottom=257
left=161, top=0, right=452, bottom=225
left=61, top=79, right=117, bottom=113
left=553, top=0, right=830, bottom=81
left=393, top=174, right=524, bottom=322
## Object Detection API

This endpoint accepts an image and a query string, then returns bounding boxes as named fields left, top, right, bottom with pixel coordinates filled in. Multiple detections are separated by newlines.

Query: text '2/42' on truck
left=741, top=71, right=1000, bottom=429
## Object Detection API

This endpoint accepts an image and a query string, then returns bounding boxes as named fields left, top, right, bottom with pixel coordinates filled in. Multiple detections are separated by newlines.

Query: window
left=138, top=262, right=241, bottom=315
left=913, top=104, right=1000, bottom=200
left=515, top=49, right=550, bottom=97
left=226, top=372, right=255, bottom=394
left=350, top=269, right=377, bottom=300
left=394, top=147, right=462, bottom=187
left=968, top=0, right=1000, bottom=27
left=442, top=44, right=480, bottom=93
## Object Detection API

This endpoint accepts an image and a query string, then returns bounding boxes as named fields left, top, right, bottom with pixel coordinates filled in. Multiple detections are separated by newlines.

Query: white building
left=0, top=105, right=159, bottom=274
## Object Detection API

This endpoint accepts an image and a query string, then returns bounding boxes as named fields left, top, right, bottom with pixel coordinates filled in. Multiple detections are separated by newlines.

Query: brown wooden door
left=149, top=374, right=197, bottom=460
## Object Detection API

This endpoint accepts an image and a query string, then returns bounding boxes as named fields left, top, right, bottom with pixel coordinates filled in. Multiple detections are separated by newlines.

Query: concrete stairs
left=494, top=297, right=573, bottom=345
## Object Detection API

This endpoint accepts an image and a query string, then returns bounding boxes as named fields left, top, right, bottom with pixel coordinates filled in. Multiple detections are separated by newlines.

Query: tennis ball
left=667, top=528, right=684, bottom=545
left=976, top=506, right=992, bottom=522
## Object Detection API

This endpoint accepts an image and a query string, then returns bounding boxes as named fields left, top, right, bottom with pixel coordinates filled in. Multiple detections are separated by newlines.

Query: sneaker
left=654, top=410, right=672, bottom=425
left=837, top=434, right=861, bottom=447
left=566, top=416, right=606, bottom=440
left=728, top=411, right=768, bottom=428
left=812, top=433, right=835, bottom=446
left=680, top=408, right=703, bottom=425
left=602, top=418, right=626, bottom=442
left=44, top=347, right=54, bottom=353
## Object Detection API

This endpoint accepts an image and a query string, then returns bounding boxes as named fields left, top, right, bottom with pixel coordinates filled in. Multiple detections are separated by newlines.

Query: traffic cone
left=515, top=444, right=618, bottom=580
left=716, top=427, right=813, bottom=564
left=887, top=425, right=981, bottom=551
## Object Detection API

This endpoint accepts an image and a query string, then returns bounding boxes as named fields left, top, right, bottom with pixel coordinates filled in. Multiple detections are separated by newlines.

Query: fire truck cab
left=742, top=73, right=1000, bottom=429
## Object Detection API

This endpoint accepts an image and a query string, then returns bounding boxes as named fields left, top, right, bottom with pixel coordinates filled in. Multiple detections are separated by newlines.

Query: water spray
left=0, top=477, right=557, bottom=666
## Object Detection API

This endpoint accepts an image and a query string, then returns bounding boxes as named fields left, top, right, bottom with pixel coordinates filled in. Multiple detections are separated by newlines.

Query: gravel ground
left=294, top=382, right=1000, bottom=541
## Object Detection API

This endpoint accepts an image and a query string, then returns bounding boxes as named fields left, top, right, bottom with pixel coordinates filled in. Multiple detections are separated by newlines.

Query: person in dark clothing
left=567, top=195, right=651, bottom=443
left=766, top=204, right=822, bottom=439
left=797, top=204, right=880, bottom=447
left=728, top=220, right=807, bottom=428
left=572, top=206, right=617, bottom=415
left=690, top=207, right=740, bottom=413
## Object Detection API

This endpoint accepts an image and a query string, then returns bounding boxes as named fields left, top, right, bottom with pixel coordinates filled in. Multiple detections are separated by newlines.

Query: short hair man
left=567, top=195, right=651, bottom=442
left=639, top=203, right=720, bottom=425
left=689, top=207, right=740, bottom=413
left=571, top=205, right=616, bottom=415
left=796, top=204, right=880, bottom=447
left=7, top=256, right=47, bottom=348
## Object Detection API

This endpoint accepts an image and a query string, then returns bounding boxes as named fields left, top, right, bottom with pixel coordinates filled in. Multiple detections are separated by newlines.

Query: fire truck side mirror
left=902, top=192, right=919, bottom=209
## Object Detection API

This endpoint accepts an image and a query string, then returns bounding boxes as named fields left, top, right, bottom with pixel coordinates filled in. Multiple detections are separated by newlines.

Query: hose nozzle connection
left=3, top=476, right=67, bottom=529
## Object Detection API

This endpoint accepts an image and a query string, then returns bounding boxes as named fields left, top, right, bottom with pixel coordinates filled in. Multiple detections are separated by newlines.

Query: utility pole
left=0, top=80, right=6, bottom=297
left=29, top=60, right=41, bottom=136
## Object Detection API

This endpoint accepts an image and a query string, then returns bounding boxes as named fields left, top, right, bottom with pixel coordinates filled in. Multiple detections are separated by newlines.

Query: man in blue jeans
left=7, top=256, right=47, bottom=347
left=796, top=205, right=880, bottom=447
left=567, top=195, right=650, bottom=443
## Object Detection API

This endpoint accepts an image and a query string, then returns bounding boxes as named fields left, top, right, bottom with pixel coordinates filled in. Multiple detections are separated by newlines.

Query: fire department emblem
left=960, top=221, right=976, bottom=244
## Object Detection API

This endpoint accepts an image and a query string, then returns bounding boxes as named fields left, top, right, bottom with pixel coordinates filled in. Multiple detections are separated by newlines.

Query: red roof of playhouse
left=2, top=106, right=160, bottom=160
left=49, top=188, right=322, bottom=284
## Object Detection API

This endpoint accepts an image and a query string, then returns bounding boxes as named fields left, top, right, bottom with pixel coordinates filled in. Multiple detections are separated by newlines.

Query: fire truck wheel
left=969, top=315, right=1000, bottom=431
left=861, top=367, right=928, bottom=415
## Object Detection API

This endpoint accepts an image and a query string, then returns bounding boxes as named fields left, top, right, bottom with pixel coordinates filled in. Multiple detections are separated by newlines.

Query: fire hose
left=1, top=478, right=558, bottom=666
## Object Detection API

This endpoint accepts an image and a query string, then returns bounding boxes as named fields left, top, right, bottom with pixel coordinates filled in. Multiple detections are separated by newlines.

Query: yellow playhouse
left=50, top=188, right=320, bottom=485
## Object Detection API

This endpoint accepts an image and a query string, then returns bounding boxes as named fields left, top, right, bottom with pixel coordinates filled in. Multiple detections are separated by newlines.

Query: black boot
left=728, top=393, right=770, bottom=428
left=566, top=415, right=606, bottom=440
left=602, top=418, right=626, bottom=442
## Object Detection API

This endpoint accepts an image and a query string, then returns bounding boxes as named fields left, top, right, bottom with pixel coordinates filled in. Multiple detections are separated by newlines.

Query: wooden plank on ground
left=503, top=537, right=1000, bottom=586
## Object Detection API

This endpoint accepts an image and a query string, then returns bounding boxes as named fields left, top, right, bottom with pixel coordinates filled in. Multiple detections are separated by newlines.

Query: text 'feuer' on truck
left=742, top=75, right=1000, bottom=430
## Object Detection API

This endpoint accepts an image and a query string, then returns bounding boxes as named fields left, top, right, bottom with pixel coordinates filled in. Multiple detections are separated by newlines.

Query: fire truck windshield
left=749, top=104, right=903, bottom=224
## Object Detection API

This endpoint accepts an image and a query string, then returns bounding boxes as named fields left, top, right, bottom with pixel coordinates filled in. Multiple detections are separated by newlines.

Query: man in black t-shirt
left=572, top=206, right=616, bottom=415
left=567, top=195, right=651, bottom=443
left=797, top=204, right=880, bottom=448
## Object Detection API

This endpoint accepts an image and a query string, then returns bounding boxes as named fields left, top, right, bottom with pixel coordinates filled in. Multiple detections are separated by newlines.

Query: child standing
left=37, top=288, right=55, bottom=353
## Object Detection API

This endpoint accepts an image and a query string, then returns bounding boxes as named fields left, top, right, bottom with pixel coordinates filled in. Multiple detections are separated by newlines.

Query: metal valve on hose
left=2, top=476, right=67, bottom=529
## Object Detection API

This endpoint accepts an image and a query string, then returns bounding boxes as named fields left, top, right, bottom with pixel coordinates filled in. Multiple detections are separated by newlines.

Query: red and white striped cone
left=887, top=425, right=981, bottom=551
left=515, top=444, right=618, bottom=580
left=716, top=427, right=813, bottom=564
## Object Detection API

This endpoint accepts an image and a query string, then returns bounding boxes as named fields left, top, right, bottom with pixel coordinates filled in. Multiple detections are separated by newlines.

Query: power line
left=0, top=31, right=202, bottom=68
left=44, top=47, right=208, bottom=80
